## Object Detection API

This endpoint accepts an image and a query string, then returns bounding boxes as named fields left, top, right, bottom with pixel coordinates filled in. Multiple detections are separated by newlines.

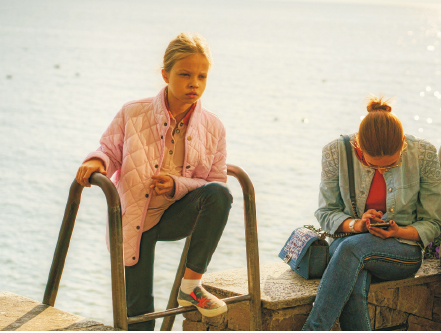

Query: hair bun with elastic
left=366, top=97, right=392, bottom=112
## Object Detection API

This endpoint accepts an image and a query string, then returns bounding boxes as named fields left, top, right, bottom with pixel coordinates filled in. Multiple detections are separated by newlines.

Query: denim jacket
left=315, top=133, right=441, bottom=247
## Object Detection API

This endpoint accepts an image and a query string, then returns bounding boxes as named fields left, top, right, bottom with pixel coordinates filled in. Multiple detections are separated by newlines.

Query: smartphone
left=370, top=222, right=390, bottom=229
left=370, top=218, right=391, bottom=229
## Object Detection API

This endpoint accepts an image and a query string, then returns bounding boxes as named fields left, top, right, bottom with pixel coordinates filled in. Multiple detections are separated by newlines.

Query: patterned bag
left=278, top=227, right=330, bottom=279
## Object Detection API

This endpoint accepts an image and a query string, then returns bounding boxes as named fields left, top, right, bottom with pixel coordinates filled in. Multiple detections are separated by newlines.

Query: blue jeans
left=302, top=233, right=422, bottom=331
left=125, top=182, right=232, bottom=331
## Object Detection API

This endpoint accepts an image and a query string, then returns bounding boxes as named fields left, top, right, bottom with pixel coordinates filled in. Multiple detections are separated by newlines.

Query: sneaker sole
left=177, top=299, right=228, bottom=317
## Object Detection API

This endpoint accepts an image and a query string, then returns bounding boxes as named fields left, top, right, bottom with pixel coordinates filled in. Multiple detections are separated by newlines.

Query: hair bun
left=366, top=96, right=392, bottom=112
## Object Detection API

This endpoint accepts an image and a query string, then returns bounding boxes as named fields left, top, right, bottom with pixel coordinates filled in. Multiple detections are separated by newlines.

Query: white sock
left=180, top=278, right=202, bottom=294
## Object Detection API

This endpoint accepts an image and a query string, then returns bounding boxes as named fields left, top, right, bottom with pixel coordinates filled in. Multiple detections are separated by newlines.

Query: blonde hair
left=163, top=32, right=212, bottom=73
left=358, top=95, right=404, bottom=157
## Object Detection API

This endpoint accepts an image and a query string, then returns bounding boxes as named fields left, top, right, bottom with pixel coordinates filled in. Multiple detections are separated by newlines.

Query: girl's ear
left=161, top=69, right=169, bottom=84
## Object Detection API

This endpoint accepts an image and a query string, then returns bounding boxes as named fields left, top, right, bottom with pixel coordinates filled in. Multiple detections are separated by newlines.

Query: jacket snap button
left=155, top=165, right=158, bottom=168
left=145, top=194, right=149, bottom=198
left=164, top=122, right=167, bottom=126
left=132, top=257, right=136, bottom=260
left=180, top=122, right=183, bottom=127
left=186, top=165, right=191, bottom=169
left=176, top=129, right=180, bottom=134
left=136, top=226, right=140, bottom=230
left=171, top=140, right=175, bottom=144
left=169, top=150, right=173, bottom=155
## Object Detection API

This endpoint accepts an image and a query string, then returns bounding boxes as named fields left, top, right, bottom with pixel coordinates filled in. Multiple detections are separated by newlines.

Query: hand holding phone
left=369, top=217, right=391, bottom=229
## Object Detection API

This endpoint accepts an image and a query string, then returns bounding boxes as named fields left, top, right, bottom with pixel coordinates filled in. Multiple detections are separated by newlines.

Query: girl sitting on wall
left=303, top=96, right=441, bottom=330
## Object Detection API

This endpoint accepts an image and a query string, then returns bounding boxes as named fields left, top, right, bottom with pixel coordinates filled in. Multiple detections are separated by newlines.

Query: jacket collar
left=154, top=86, right=201, bottom=129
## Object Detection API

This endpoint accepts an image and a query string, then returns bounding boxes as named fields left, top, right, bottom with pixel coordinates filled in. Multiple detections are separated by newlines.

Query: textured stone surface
left=183, top=310, right=202, bottom=322
left=202, top=312, right=228, bottom=329
left=0, top=292, right=116, bottom=331
left=408, top=314, right=441, bottom=330
left=182, top=319, right=208, bottom=331
left=433, top=297, right=441, bottom=323
left=368, top=287, right=399, bottom=309
left=208, top=325, right=232, bottom=331
left=368, top=304, right=376, bottom=329
left=397, top=284, right=434, bottom=319
left=429, top=281, right=441, bottom=297
left=202, top=260, right=441, bottom=311
left=227, top=301, right=250, bottom=331
left=375, top=306, right=408, bottom=330
left=261, top=304, right=312, bottom=330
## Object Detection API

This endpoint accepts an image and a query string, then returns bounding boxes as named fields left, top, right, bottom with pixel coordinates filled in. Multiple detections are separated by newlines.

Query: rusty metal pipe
left=129, top=295, right=251, bottom=325
left=226, top=164, right=262, bottom=331
left=43, top=180, right=83, bottom=306
left=160, top=236, right=192, bottom=331
left=43, top=173, right=128, bottom=330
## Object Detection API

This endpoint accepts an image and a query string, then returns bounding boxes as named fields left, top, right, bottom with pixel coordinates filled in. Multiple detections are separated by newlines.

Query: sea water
left=1, top=0, right=440, bottom=329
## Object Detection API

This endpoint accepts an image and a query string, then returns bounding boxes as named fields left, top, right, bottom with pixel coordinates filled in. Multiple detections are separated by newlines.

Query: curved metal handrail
left=43, top=165, right=261, bottom=331
left=160, top=164, right=261, bottom=330
left=43, top=173, right=128, bottom=330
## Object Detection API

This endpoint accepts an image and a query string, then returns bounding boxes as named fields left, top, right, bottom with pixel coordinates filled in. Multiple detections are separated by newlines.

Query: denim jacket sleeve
left=314, top=139, right=352, bottom=234
left=411, top=140, right=441, bottom=247
left=315, top=135, right=441, bottom=247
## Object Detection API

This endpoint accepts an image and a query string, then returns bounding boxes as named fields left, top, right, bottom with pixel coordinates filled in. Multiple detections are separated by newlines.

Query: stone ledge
left=0, top=292, right=118, bottom=331
left=202, top=259, right=441, bottom=311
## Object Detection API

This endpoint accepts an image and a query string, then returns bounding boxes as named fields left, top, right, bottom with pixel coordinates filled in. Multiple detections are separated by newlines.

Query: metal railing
left=43, top=164, right=261, bottom=330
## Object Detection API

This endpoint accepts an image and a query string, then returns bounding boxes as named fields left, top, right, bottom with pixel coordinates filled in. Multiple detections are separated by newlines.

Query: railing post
left=43, top=173, right=128, bottom=330
left=43, top=181, right=84, bottom=306
left=226, top=164, right=262, bottom=331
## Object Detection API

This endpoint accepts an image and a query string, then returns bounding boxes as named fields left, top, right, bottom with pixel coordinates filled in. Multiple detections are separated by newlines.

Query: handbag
left=278, top=227, right=329, bottom=279
left=279, top=135, right=358, bottom=279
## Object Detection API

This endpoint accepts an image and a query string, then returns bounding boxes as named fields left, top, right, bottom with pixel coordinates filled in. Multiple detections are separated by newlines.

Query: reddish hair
left=358, top=96, right=404, bottom=157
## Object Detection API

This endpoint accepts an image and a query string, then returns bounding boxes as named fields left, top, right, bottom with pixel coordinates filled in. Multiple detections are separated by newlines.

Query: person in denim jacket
left=303, top=96, right=441, bottom=331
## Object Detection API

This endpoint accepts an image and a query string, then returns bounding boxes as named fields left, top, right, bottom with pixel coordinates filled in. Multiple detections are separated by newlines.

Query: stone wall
left=0, top=292, right=117, bottom=331
left=183, top=260, right=441, bottom=331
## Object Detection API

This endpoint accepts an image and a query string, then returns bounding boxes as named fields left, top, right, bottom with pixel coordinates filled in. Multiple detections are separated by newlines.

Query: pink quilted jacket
left=84, top=87, right=227, bottom=266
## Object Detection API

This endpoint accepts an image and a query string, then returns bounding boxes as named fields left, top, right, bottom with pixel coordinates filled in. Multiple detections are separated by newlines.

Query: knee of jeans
left=203, top=182, right=233, bottom=206
left=335, top=237, right=362, bottom=258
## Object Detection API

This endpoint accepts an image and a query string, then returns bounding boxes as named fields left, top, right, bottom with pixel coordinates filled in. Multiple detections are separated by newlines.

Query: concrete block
left=202, top=312, right=228, bottom=329
left=0, top=292, right=115, bottom=331
left=428, top=280, right=441, bottom=297
left=261, top=305, right=312, bottom=331
left=227, top=301, right=250, bottom=331
left=408, top=314, right=441, bottom=331
left=183, top=310, right=202, bottom=322
left=182, top=319, right=208, bottom=331
left=375, top=306, right=408, bottom=330
left=368, top=304, right=376, bottom=329
left=397, top=284, right=434, bottom=319
left=433, top=297, right=441, bottom=323
left=208, top=325, right=232, bottom=331
left=368, top=287, right=399, bottom=309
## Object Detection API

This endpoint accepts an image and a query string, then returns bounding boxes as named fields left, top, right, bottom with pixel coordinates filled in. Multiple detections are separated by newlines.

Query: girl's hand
left=76, top=159, right=106, bottom=187
left=355, top=209, right=383, bottom=232
left=367, top=220, right=399, bottom=239
left=150, top=175, right=175, bottom=197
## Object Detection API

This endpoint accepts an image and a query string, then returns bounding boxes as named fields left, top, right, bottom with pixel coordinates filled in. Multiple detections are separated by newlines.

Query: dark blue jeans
left=302, top=233, right=422, bottom=331
left=125, top=182, right=232, bottom=331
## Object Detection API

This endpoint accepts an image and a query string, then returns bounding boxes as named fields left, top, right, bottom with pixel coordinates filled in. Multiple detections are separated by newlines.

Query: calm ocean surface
left=1, top=0, right=441, bottom=329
